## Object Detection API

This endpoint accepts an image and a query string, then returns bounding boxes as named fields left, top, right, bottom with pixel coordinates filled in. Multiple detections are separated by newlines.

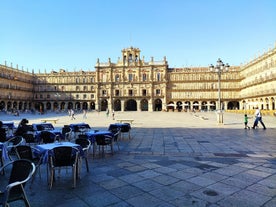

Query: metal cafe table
left=35, top=142, right=82, bottom=164
left=85, top=130, right=114, bottom=156
left=35, top=142, right=83, bottom=188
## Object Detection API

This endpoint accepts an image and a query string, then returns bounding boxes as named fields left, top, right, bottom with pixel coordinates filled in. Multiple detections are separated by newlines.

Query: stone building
left=0, top=44, right=275, bottom=113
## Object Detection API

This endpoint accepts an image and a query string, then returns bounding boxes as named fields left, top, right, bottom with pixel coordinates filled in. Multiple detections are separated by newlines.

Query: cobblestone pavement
left=1, top=111, right=276, bottom=207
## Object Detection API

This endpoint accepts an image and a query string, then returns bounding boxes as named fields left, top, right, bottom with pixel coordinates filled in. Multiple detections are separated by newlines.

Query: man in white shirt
left=252, top=107, right=266, bottom=129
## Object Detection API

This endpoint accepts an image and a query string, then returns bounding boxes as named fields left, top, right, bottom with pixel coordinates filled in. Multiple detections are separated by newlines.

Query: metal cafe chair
left=5, top=136, right=24, bottom=160
left=15, top=145, right=43, bottom=185
left=48, top=146, right=79, bottom=189
left=120, top=123, right=131, bottom=140
left=0, top=159, right=35, bottom=207
left=75, top=137, right=91, bottom=173
left=95, top=134, right=113, bottom=157
left=108, top=126, right=121, bottom=150
left=40, top=130, right=56, bottom=144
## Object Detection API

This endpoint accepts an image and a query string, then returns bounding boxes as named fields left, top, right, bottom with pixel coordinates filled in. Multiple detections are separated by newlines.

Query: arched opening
left=53, top=102, right=58, bottom=110
left=0, top=101, right=5, bottom=111
left=192, top=101, right=200, bottom=110
left=75, top=102, right=81, bottom=111
left=125, top=99, right=137, bottom=111
left=227, top=101, right=240, bottom=110
left=60, top=102, right=66, bottom=110
left=46, top=102, right=52, bottom=110
left=18, top=102, right=23, bottom=110
left=271, top=97, right=275, bottom=110
left=82, top=102, right=88, bottom=110
left=68, top=102, right=73, bottom=110
left=176, top=101, right=182, bottom=112
left=201, top=101, right=207, bottom=111
left=7, top=102, right=12, bottom=111
left=141, top=99, right=148, bottom=111
left=154, top=99, right=162, bottom=111
left=90, top=102, right=96, bottom=110
left=13, top=102, right=17, bottom=109
left=114, top=99, right=121, bottom=111
left=101, top=99, right=108, bottom=111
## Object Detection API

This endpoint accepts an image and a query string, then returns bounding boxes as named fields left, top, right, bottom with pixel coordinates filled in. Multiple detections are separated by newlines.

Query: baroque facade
left=0, top=44, right=276, bottom=113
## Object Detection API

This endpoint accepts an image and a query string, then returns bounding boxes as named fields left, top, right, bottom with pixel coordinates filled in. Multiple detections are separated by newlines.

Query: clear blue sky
left=1, top=0, right=276, bottom=72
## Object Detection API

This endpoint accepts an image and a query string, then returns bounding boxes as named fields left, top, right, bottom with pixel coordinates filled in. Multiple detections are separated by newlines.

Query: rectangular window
left=156, top=89, right=161, bottom=95
left=142, top=74, right=147, bottom=81
left=142, top=89, right=147, bottom=96
left=102, top=90, right=107, bottom=96
left=157, top=73, right=161, bottom=81
left=129, top=89, right=133, bottom=96
left=115, top=90, right=120, bottom=96
left=128, top=74, right=133, bottom=82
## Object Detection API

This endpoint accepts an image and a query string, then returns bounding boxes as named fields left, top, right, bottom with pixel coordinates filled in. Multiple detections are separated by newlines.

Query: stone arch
left=154, top=99, right=162, bottom=111
left=113, top=99, right=121, bottom=111
left=101, top=99, right=108, bottom=111
left=125, top=99, right=137, bottom=111
left=141, top=99, right=148, bottom=111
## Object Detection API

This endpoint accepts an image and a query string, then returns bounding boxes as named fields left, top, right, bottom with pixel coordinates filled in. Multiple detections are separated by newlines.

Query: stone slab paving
left=1, top=111, right=276, bottom=206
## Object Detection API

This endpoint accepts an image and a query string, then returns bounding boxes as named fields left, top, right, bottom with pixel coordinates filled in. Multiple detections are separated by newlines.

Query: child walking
left=244, top=114, right=250, bottom=129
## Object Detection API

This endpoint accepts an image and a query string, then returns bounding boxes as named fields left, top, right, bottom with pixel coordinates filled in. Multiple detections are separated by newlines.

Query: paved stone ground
left=1, top=111, right=276, bottom=207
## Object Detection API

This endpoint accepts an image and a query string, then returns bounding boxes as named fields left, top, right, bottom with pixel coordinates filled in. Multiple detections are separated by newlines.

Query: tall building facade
left=0, top=44, right=275, bottom=113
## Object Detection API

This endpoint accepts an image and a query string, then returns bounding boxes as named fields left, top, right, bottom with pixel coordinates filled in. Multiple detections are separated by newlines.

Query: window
left=102, top=90, right=107, bottom=96
left=157, top=73, right=161, bottom=81
left=83, top=94, right=87, bottom=99
left=83, top=86, right=87, bottom=91
left=142, top=89, right=147, bottom=96
left=91, top=94, right=94, bottom=99
left=128, top=74, right=133, bottom=82
left=40, top=94, right=43, bottom=98
left=102, top=74, right=106, bottom=82
left=115, top=74, right=120, bottom=82
left=76, top=86, right=80, bottom=91
left=128, top=90, right=133, bottom=96
left=156, top=89, right=161, bottom=95
left=142, top=73, right=147, bottom=81
left=90, top=86, right=94, bottom=90
left=47, top=94, right=50, bottom=99
left=76, top=94, right=79, bottom=99
left=115, top=90, right=120, bottom=96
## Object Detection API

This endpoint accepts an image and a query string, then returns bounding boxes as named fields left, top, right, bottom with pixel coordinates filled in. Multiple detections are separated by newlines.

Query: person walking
left=252, top=107, right=266, bottom=129
left=71, top=109, right=76, bottom=120
left=244, top=114, right=250, bottom=129
left=83, top=109, right=87, bottom=119
left=106, top=108, right=109, bottom=117
left=112, top=110, right=115, bottom=120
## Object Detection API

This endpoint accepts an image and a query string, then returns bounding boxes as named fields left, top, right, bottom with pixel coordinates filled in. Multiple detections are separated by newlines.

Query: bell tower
left=122, top=47, right=141, bottom=66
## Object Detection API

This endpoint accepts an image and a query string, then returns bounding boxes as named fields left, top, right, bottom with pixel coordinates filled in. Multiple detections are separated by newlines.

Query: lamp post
left=209, top=58, right=230, bottom=124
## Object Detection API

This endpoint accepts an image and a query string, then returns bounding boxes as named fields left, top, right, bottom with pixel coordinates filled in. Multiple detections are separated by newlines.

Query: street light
left=209, top=58, right=230, bottom=124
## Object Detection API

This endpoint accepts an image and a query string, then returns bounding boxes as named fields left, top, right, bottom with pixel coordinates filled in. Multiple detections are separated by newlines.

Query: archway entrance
left=114, top=99, right=121, bottom=111
left=154, top=99, right=162, bottom=111
left=101, top=99, right=108, bottom=111
left=141, top=99, right=148, bottom=111
left=125, top=99, right=137, bottom=111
